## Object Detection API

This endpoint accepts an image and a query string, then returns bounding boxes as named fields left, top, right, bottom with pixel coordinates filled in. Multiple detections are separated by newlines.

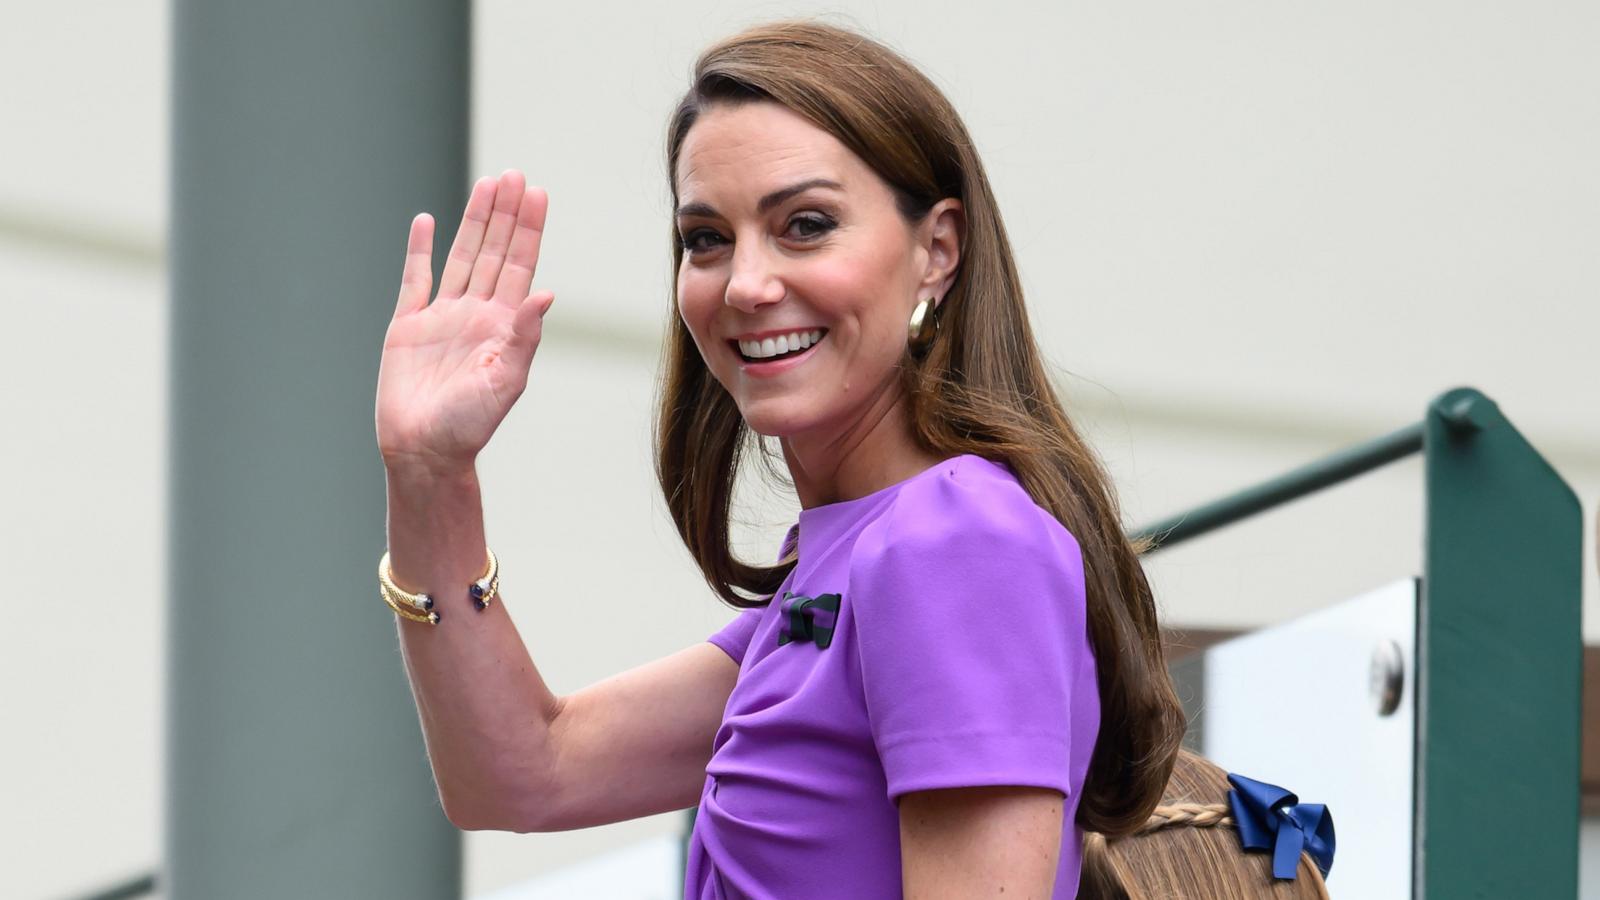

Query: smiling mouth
left=732, top=329, right=827, bottom=363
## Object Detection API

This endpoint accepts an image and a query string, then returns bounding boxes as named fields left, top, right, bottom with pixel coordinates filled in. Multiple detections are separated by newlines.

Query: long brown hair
left=1080, top=750, right=1332, bottom=898
left=653, top=19, right=1185, bottom=837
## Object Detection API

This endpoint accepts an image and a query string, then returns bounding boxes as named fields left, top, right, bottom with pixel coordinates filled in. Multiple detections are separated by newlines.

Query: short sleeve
left=849, top=459, right=1090, bottom=803
left=707, top=609, right=763, bottom=666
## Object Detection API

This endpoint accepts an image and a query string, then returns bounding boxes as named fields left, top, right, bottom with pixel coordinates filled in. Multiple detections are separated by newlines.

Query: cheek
left=676, top=267, right=713, bottom=324
left=811, top=251, right=909, bottom=347
left=677, top=268, right=726, bottom=358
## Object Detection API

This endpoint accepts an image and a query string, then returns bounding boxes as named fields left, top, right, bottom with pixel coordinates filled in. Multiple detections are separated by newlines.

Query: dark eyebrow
left=676, top=178, right=844, bottom=220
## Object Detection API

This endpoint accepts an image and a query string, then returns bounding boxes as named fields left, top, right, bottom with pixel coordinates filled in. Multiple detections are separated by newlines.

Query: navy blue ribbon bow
left=777, top=592, right=840, bottom=649
left=1226, top=772, right=1336, bottom=881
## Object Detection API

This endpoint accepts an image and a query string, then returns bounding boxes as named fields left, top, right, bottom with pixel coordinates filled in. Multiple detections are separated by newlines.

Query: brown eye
left=786, top=214, right=836, bottom=240
left=680, top=228, right=727, bottom=253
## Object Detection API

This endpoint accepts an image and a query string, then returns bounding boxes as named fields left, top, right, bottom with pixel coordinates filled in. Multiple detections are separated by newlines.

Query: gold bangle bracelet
left=468, top=548, right=500, bottom=610
left=377, top=549, right=498, bottom=623
left=379, top=584, right=440, bottom=625
left=378, top=551, right=435, bottom=613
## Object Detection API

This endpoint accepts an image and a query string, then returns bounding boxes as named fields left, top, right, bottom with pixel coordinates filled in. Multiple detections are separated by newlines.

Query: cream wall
left=2, top=1, right=1596, bottom=897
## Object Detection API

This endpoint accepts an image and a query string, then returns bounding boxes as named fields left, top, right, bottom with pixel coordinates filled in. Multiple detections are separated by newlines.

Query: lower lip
left=736, top=339, right=823, bottom=378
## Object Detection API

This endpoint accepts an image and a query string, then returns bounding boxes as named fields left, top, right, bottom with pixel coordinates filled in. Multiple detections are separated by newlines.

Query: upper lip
left=728, top=326, right=827, bottom=343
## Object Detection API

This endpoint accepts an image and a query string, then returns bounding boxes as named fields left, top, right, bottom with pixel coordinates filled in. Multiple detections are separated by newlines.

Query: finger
left=466, top=169, right=526, bottom=299
left=394, top=213, right=435, bottom=318
left=439, top=176, right=496, bottom=297
left=510, top=289, right=556, bottom=342
left=491, top=186, right=549, bottom=308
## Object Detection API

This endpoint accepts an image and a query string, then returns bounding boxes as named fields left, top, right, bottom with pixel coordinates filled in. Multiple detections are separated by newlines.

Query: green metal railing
left=1131, top=420, right=1425, bottom=552
left=1132, top=386, right=1583, bottom=898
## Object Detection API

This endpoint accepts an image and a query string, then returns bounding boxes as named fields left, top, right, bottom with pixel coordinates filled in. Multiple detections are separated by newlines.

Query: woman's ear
left=919, top=198, right=965, bottom=305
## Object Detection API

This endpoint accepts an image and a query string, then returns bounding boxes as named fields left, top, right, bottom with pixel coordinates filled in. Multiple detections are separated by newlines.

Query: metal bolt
left=1370, top=640, right=1405, bottom=716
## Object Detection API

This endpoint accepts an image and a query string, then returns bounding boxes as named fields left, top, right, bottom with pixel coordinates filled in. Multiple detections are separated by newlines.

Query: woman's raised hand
left=376, top=170, right=554, bottom=474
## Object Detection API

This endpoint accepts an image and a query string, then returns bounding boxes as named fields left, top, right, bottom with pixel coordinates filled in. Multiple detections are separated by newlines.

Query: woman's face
left=674, top=100, right=958, bottom=442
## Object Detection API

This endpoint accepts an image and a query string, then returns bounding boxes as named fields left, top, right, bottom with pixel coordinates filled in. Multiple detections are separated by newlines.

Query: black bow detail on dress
left=777, top=591, right=841, bottom=649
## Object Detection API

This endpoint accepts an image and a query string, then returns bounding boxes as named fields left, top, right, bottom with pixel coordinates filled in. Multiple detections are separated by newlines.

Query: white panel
left=473, top=834, right=680, bottom=900
left=0, top=245, right=167, bottom=899
left=1582, top=820, right=1600, bottom=900
left=1202, top=578, right=1416, bottom=898
left=472, top=0, right=1600, bottom=453
left=0, top=1, right=167, bottom=233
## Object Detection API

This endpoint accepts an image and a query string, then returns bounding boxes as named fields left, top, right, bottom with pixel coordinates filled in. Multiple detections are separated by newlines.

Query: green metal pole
left=168, top=1, right=468, bottom=897
left=1415, top=387, right=1583, bottom=898
left=1133, top=421, right=1424, bottom=554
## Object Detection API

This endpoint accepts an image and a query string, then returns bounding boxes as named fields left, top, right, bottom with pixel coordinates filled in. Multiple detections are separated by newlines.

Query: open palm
left=376, top=170, right=555, bottom=472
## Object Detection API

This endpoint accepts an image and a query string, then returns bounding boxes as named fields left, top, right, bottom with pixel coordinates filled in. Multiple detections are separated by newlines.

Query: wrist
left=385, top=461, right=484, bottom=533
left=384, top=464, right=488, bottom=589
left=383, top=454, right=480, bottom=490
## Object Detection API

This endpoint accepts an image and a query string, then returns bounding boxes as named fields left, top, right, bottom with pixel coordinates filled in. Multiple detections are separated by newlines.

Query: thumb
left=511, top=289, right=556, bottom=341
left=394, top=213, right=435, bottom=318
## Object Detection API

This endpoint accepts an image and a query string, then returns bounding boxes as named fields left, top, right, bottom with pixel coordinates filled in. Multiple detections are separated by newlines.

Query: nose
left=723, top=238, right=785, bottom=314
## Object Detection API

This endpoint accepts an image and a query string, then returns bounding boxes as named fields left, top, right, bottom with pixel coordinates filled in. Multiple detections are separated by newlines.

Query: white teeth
left=737, top=330, right=826, bottom=360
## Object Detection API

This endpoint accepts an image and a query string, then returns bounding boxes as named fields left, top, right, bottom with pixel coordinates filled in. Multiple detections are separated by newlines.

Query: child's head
left=1080, top=749, right=1331, bottom=899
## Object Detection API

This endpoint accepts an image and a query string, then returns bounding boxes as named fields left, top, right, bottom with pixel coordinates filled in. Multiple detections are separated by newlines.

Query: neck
left=779, top=385, right=943, bottom=509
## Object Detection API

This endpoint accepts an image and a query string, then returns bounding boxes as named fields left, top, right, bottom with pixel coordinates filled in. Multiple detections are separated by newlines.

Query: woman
left=375, top=20, right=1184, bottom=899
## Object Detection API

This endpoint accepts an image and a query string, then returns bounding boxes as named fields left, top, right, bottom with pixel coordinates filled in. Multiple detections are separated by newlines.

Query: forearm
left=384, top=463, right=563, bottom=831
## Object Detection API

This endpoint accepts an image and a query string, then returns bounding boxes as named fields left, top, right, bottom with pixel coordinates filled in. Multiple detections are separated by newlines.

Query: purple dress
left=684, top=454, right=1101, bottom=899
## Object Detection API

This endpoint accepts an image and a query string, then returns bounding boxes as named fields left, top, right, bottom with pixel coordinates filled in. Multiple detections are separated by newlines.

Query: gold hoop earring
left=908, top=297, right=939, bottom=355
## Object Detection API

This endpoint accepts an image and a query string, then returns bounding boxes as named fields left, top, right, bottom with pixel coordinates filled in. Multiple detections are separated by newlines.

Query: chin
left=739, top=412, right=808, bottom=439
left=734, top=397, right=822, bottom=439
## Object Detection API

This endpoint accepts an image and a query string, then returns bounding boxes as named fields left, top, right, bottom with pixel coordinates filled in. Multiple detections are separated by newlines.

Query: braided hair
left=1139, top=801, right=1235, bottom=832
left=1079, top=750, right=1330, bottom=900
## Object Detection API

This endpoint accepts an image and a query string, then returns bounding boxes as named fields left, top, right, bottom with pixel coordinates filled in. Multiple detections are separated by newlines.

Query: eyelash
left=679, top=213, right=838, bottom=254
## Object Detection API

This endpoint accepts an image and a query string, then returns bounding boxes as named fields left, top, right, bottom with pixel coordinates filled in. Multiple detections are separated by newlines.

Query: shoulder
left=855, top=454, right=1082, bottom=570
left=845, top=456, right=1094, bottom=784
